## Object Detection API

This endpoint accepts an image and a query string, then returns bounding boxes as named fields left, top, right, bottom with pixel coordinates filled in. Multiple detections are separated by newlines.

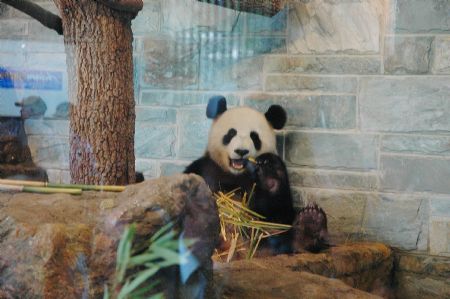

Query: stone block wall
left=1, top=0, right=450, bottom=258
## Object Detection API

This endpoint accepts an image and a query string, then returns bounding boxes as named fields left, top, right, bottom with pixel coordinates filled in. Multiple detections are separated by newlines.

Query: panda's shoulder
left=184, top=155, right=216, bottom=175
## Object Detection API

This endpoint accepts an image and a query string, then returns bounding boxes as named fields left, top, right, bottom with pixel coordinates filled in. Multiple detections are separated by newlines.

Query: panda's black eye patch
left=250, top=131, right=261, bottom=150
left=223, top=128, right=237, bottom=145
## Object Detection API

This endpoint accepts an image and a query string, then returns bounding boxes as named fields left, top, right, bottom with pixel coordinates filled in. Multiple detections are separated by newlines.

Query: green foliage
left=105, top=222, right=196, bottom=299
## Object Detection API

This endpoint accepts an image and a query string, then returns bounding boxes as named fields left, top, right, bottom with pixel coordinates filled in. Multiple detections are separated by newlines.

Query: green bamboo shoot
left=0, top=179, right=125, bottom=192
left=0, top=184, right=82, bottom=195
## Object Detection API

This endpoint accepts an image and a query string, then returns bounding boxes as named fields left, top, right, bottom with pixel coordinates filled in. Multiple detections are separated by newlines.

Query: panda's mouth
left=229, top=159, right=246, bottom=170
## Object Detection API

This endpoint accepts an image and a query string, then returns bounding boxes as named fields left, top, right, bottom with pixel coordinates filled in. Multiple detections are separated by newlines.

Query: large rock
left=215, top=242, right=393, bottom=298
left=216, top=271, right=381, bottom=299
left=0, top=174, right=219, bottom=298
left=395, top=251, right=450, bottom=299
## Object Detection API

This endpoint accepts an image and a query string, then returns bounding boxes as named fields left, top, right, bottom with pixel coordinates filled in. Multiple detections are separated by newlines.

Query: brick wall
left=1, top=0, right=449, bottom=257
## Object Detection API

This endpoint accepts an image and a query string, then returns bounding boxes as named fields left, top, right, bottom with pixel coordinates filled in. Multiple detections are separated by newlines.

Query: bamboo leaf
left=250, top=220, right=292, bottom=229
left=180, top=238, right=196, bottom=248
left=248, top=232, right=264, bottom=259
left=151, top=228, right=178, bottom=246
left=215, top=188, right=294, bottom=262
left=103, top=284, right=110, bottom=299
left=117, top=280, right=131, bottom=299
left=128, top=253, right=158, bottom=266
left=149, top=258, right=181, bottom=268
left=116, top=224, right=136, bottom=282
left=150, top=222, right=175, bottom=243
left=129, top=280, right=160, bottom=297
left=150, top=245, right=181, bottom=264
left=151, top=239, right=179, bottom=251
left=111, top=221, right=197, bottom=297
left=118, top=267, right=160, bottom=298
left=226, top=233, right=239, bottom=263
left=148, top=293, right=165, bottom=299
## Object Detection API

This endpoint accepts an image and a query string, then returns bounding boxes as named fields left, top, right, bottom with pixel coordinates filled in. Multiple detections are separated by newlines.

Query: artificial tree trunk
left=54, top=0, right=137, bottom=185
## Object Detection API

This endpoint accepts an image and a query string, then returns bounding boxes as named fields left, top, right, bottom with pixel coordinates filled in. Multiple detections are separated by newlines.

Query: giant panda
left=184, top=95, right=329, bottom=254
left=184, top=95, right=286, bottom=197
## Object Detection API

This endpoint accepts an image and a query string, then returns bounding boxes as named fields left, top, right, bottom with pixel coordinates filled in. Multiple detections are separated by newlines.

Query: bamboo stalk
left=0, top=179, right=45, bottom=187
left=0, top=184, right=23, bottom=192
left=250, top=220, right=292, bottom=229
left=0, top=179, right=125, bottom=192
left=0, top=184, right=82, bottom=195
left=24, top=186, right=82, bottom=195
left=215, top=188, right=294, bottom=262
left=47, top=183, right=125, bottom=192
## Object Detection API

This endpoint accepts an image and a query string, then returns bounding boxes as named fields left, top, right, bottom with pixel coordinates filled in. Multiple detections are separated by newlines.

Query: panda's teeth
left=231, top=159, right=245, bottom=170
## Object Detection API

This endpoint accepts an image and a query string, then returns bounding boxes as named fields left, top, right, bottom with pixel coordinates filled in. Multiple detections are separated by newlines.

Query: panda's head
left=206, top=96, right=286, bottom=175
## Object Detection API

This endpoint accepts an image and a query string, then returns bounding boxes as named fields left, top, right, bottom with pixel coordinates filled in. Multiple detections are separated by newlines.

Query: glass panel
left=0, top=0, right=449, bottom=298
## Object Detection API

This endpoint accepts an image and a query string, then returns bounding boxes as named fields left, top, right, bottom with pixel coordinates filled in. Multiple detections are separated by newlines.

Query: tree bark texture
left=54, top=0, right=136, bottom=185
left=199, top=0, right=286, bottom=17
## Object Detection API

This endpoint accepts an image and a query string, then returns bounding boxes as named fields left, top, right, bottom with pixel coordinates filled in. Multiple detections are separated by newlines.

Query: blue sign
left=0, top=67, right=63, bottom=91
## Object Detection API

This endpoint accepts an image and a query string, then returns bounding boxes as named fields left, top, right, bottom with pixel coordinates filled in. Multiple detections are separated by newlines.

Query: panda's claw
left=292, top=202, right=329, bottom=253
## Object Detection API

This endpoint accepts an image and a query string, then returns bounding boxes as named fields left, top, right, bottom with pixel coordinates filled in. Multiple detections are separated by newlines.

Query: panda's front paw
left=292, top=202, right=330, bottom=253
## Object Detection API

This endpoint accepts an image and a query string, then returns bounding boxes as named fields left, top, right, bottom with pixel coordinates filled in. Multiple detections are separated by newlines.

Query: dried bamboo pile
left=214, top=188, right=291, bottom=262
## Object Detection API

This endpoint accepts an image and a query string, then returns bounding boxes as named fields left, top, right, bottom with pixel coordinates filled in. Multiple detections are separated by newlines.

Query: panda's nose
left=234, top=149, right=249, bottom=157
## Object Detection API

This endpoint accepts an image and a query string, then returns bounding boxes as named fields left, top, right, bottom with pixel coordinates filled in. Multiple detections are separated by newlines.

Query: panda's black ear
left=206, top=95, right=227, bottom=119
left=265, top=105, right=287, bottom=130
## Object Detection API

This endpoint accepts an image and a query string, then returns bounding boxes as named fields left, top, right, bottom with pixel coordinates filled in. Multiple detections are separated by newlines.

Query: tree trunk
left=54, top=0, right=136, bottom=185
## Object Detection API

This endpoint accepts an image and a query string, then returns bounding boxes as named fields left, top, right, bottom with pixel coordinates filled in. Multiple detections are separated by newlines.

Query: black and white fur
left=184, top=96, right=330, bottom=254
left=249, top=153, right=296, bottom=226
left=248, top=153, right=330, bottom=254
left=184, top=96, right=286, bottom=196
left=248, top=153, right=296, bottom=254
